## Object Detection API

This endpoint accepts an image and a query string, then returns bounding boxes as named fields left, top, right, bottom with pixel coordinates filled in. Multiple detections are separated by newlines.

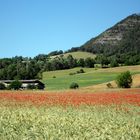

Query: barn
left=0, top=80, right=45, bottom=90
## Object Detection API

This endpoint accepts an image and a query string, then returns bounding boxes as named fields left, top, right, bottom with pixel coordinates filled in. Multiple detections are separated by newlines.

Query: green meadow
left=42, top=66, right=140, bottom=90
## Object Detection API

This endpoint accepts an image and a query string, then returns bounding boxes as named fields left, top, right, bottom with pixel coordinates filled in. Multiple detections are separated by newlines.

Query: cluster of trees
left=43, top=55, right=96, bottom=71
left=36, top=55, right=96, bottom=72
left=0, top=54, right=96, bottom=80
left=0, top=56, right=42, bottom=80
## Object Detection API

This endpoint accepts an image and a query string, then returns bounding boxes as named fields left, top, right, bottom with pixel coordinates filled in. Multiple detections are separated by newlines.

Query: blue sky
left=0, top=0, right=140, bottom=58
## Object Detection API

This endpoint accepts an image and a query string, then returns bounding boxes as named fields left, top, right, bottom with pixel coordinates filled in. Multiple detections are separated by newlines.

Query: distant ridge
left=71, top=14, right=140, bottom=56
left=136, top=13, right=140, bottom=16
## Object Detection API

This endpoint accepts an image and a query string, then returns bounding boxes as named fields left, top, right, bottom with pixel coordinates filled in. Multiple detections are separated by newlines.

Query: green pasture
left=42, top=66, right=140, bottom=90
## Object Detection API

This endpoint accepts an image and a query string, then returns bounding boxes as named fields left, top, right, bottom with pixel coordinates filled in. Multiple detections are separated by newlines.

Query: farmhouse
left=0, top=80, right=45, bottom=90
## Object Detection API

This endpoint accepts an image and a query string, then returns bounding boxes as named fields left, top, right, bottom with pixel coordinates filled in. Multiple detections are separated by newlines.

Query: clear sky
left=0, top=0, right=140, bottom=58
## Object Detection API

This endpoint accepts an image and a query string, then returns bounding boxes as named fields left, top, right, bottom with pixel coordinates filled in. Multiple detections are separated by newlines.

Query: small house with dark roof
left=0, top=79, right=45, bottom=90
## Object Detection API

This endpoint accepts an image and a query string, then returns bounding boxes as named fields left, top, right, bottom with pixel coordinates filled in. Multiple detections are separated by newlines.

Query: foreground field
left=43, top=65, right=140, bottom=90
left=0, top=104, right=140, bottom=140
left=0, top=89, right=140, bottom=139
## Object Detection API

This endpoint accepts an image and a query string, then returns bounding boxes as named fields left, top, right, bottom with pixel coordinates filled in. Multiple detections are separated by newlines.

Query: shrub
left=77, top=69, right=85, bottom=74
left=116, top=71, right=132, bottom=88
left=106, top=83, right=113, bottom=88
left=70, top=69, right=85, bottom=76
left=69, top=72, right=76, bottom=76
left=53, top=76, right=56, bottom=78
left=70, top=82, right=79, bottom=89
left=9, top=80, right=22, bottom=90
left=0, top=83, right=6, bottom=90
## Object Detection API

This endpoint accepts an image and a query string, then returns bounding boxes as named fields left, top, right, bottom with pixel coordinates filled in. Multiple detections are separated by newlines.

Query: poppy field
left=0, top=89, right=140, bottom=106
left=0, top=89, right=140, bottom=139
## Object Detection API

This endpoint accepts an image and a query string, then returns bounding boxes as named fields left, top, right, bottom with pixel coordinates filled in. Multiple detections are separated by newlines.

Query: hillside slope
left=51, top=51, right=96, bottom=59
left=43, top=65, right=140, bottom=90
left=77, top=14, right=140, bottom=56
left=84, top=74, right=140, bottom=90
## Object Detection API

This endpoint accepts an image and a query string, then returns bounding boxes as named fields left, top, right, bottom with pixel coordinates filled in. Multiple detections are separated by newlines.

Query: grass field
left=0, top=90, right=140, bottom=140
left=84, top=73, right=140, bottom=90
left=43, top=65, right=140, bottom=90
left=1, top=66, right=140, bottom=139
left=51, top=51, right=96, bottom=59
left=0, top=104, right=140, bottom=140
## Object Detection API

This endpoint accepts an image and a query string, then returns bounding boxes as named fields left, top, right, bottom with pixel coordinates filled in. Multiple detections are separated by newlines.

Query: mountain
left=76, top=14, right=140, bottom=56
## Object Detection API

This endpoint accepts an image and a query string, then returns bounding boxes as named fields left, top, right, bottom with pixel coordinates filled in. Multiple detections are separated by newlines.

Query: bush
left=0, top=83, right=6, bottom=90
left=70, top=82, right=79, bottom=89
left=9, top=80, right=22, bottom=90
left=69, top=69, right=85, bottom=76
left=106, top=83, right=113, bottom=88
left=77, top=69, right=85, bottom=74
left=69, top=72, right=76, bottom=76
left=116, top=71, right=132, bottom=88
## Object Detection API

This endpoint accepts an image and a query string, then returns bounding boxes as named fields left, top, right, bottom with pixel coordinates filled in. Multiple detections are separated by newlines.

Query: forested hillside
left=69, top=14, right=140, bottom=64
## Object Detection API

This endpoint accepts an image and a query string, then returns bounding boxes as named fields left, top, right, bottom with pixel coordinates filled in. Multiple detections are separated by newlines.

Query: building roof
left=0, top=79, right=44, bottom=85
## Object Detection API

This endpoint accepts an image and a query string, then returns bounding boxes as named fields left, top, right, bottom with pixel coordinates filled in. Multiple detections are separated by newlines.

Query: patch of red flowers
left=0, top=89, right=140, bottom=106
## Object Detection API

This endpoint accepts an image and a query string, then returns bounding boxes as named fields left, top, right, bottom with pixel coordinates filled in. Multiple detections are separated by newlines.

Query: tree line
left=1, top=51, right=140, bottom=80
left=0, top=55, right=96, bottom=80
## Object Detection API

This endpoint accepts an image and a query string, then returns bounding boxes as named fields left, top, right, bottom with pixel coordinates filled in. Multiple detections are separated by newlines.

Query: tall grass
left=0, top=104, right=140, bottom=140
